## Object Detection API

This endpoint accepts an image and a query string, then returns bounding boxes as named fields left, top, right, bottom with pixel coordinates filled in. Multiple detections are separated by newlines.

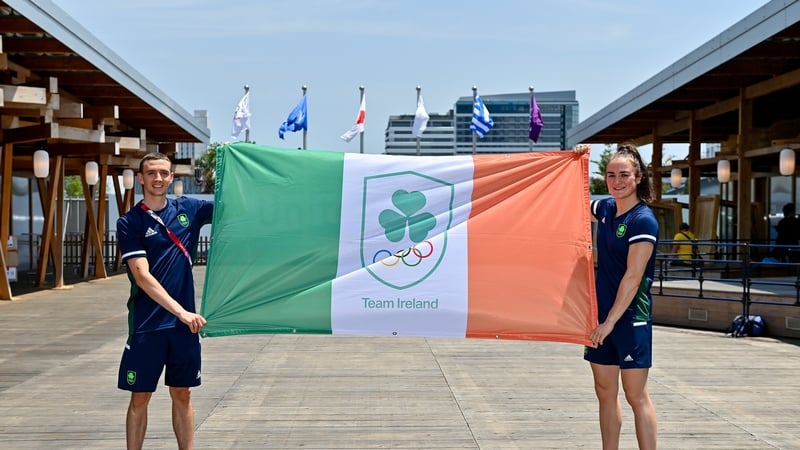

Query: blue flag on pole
left=278, top=95, right=308, bottom=139
left=470, top=94, right=493, bottom=138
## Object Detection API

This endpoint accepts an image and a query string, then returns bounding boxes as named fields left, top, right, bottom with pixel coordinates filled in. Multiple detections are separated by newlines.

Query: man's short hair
left=138, top=152, right=172, bottom=173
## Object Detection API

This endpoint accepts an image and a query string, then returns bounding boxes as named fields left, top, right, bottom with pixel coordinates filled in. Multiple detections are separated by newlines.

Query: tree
left=64, top=175, right=83, bottom=197
left=589, top=144, right=614, bottom=195
left=195, top=143, right=221, bottom=194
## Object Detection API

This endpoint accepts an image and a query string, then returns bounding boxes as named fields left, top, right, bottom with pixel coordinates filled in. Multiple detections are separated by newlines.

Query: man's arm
left=126, top=256, right=206, bottom=333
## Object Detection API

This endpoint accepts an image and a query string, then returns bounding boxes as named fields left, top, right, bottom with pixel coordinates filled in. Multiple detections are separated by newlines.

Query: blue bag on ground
left=728, top=315, right=766, bottom=337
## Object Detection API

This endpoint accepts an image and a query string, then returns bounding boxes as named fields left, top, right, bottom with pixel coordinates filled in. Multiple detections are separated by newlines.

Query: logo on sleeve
left=178, top=213, right=189, bottom=227
left=616, top=224, right=627, bottom=238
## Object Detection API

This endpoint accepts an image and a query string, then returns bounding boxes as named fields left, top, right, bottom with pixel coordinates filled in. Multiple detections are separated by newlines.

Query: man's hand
left=180, top=312, right=207, bottom=334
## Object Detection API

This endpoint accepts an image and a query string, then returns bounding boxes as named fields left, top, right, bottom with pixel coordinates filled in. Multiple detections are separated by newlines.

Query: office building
left=385, top=91, right=578, bottom=155
left=384, top=111, right=456, bottom=155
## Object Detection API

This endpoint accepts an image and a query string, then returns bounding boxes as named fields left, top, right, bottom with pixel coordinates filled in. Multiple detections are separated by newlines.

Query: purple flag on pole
left=529, top=94, right=544, bottom=142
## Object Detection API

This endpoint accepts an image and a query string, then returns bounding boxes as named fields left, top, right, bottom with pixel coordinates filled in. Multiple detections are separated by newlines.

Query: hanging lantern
left=670, top=168, right=682, bottom=188
left=85, top=161, right=99, bottom=186
left=780, top=148, right=795, bottom=176
left=33, top=149, right=49, bottom=178
left=717, top=160, right=730, bottom=183
left=173, top=179, right=184, bottom=197
left=122, top=169, right=135, bottom=190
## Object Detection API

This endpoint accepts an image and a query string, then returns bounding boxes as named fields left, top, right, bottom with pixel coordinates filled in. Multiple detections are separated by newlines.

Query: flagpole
left=472, top=86, right=477, bottom=155
left=416, top=86, right=421, bottom=156
left=358, top=85, right=365, bottom=154
left=243, top=85, right=250, bottom=143
left=529, top=85, right=534, bottom=152
left=302, top=85, right=307, bottom=150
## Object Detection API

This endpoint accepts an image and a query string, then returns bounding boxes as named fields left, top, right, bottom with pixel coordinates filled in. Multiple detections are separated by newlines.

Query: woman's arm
left=590, top=241, right=654, bottom=346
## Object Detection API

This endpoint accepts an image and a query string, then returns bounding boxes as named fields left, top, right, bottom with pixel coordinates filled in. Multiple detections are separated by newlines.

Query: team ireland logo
left=361, top=171, right=453, bottom=289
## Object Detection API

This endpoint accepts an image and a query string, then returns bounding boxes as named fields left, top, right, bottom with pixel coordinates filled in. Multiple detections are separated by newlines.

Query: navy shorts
left=118, top=326, right=201, bottom=392
left=584, top=320, right=652, bottom=369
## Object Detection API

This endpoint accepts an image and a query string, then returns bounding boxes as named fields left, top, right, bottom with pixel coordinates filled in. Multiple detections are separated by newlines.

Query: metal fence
left=23, top=232, right=800, bottom=320
left=55, top=234, right=210, bottom=271
left=656, top=239, right=800, bottom=319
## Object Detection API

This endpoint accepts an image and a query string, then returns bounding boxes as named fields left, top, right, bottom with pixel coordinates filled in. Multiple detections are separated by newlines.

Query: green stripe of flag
left=201, top=144, right=344, bottom=336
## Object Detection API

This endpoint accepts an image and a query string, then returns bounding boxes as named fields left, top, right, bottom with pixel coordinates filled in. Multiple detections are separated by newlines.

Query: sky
left=53, top=0, right=769, bottom=171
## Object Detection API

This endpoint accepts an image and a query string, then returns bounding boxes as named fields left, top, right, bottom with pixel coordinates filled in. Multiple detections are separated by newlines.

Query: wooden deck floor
left=0, top=267, right=798, bottom=449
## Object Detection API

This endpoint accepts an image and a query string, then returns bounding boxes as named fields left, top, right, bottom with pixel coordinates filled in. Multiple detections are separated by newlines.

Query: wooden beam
left=745, top=67, right=800, bottom=99
left=695, top=97, right=739, bottom=121
left=688, top=112, right=702, bottom=223
left=0, top=15, right=44, bottom=33
left=643, top=66, right=800, bottom=145
left=35, top=156, right=65, bottom=288
left=53, top=96, right=84, bottom=119
left=95, top=164, right=109, bottom=279
left=53, top=123, right=104, bottom=142
left=80, top=179, right=107, bottom=280
left=105, top=136, right=142, bottom=151
left=12, top=55, right=96, bottom=71
left=737, top=90, right=754, bottom=240
left=6, top=61, right=31, bottom=84
left=24, top=77, right=59, bottom=94
left=0, top=122, right=53, bottom=143
left=38, top=142, right=120, bottom=156
left=0, top=122, right=105, bottom=144
left=158, top=142, right=177, bottom=154
left=112, top=175, right=127, bottom=271
left=173, top=164, right=192, bottom=177
left=1, top=36, right=72, bottom=54
left=0, top=84, right=47, bottom=105
left=55, top=118, right=94, bottom=129
left=84, top=104, right=118, bottom=121
left=745, top=145, right=797, bottom=158
left=0, top=144, right=13, bottom=299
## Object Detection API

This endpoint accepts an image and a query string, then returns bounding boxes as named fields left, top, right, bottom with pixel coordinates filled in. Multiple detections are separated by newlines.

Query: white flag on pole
left=412, top=95, right=430, bottom=137
left=231, top=91, right=251, bottom=140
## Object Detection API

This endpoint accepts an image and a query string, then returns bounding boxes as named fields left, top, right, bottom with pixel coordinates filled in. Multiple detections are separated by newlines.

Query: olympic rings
left=373, top=241, right=435, bottom=267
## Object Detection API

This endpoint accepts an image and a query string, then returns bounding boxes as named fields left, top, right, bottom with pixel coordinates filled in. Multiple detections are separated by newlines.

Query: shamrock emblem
left=378, top=189, right=436, bottom=243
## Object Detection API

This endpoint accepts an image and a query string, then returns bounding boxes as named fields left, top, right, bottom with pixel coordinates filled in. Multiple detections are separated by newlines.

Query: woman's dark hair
left=609, top=141, right=654, bottom=203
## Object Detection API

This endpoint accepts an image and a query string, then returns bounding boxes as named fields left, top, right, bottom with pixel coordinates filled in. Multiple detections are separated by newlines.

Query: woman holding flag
left=575, top=142, right=658, bottom=450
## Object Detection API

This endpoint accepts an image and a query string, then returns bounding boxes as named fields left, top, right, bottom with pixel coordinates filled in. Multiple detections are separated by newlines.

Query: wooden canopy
left=0, top=0, right=210, bottom=299
left=569, top=0, right=800, bottom=241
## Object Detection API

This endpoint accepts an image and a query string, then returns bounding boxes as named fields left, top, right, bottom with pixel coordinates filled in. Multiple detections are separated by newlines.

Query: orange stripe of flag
left=465, top=152, right=596, bottom=345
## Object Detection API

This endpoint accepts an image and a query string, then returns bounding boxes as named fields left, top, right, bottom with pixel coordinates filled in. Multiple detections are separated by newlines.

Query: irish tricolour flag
left=201, top=143, right=596, bottom=345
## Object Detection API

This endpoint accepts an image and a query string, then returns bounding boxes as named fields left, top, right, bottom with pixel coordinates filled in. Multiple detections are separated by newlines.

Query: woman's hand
left=574, top=143, right=591, bottom=154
